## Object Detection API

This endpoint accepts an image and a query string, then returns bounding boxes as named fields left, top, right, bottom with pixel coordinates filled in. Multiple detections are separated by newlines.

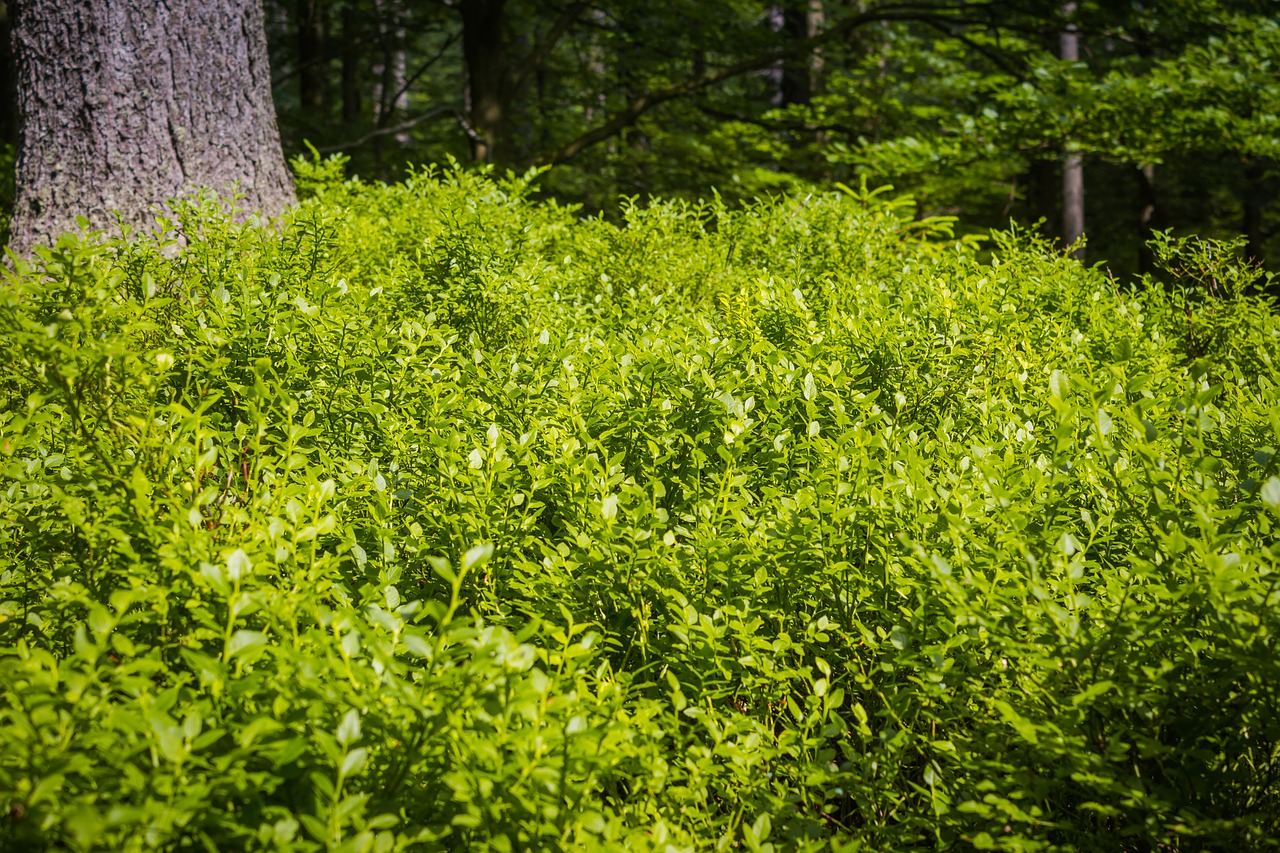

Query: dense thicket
left=1, top=162, right=1277, bottom=850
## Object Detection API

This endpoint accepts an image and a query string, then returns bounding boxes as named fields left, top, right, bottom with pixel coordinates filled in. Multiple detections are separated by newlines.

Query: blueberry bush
left=1, top=159, right=1278, bottom=851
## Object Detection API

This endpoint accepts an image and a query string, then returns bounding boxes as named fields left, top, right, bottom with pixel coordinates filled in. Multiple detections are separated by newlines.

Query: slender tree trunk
left=1061, top=156, right=1084, bottom=256
left=585, top=9, right=609, bottom=126
left=767, top=6, right=785, bottom=106
left=1242, top=157, right=1265, bottom=267
left=9, top=0, right=295, bottom=254
left=781, top=0, right=823, bottom=107
left=370, top=0, right=407, bottom=169
left=1060, top=1, right=1084, bottom=259
left=807, top=1, right=824, bottom=98
left=297, top=0, right=327, bottom=114
left=0, top=2, right=16, bottom=147
left=341, top=3, right=361, bottom=123
left=1029, top=159, right=1060, bottom=240
left=1137, top=163, right=1158, bottom=275
left=371, top=0, right=406, bottom=128
left=784, top=0, right=825, bottom=174
left=460, top=0, right=507, bottom=163
left=386, top=35, right=408, bottom=145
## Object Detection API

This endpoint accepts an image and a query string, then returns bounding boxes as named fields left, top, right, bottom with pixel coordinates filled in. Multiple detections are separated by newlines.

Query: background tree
left=8, top=0, right=295, bottom=255
left=815, top=1, right=1278, bottom=275
left=1059, top=1, right=1084, bottom=259
left=1, top=0, right=1274, bottom=278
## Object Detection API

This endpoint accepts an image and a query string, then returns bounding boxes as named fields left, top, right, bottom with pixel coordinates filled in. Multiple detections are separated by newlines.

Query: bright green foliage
left=1, top=162, right=1279, bottom=850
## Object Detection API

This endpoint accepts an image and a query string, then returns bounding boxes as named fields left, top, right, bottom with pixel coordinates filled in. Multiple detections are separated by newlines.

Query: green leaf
left=227, top=630, right=268, bottom=660
left=341, top=747, right=368, bottom=777
left=402, top=632, right=432, bottom=658
left=226, top=548, right=252, bottom=581
left=1050, top=369, right=1069, bottom=400
left=337, top=710, right=361, bottom=747
left=1262, top=477, right=1280, bottom=510
left=993, top=699, right=1041, bottom=745
left=463, top=543, right=493, bottom=571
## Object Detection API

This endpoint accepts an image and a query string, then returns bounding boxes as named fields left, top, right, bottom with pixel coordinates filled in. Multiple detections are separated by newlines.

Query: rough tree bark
left=8, top=0, right=295, bottom=255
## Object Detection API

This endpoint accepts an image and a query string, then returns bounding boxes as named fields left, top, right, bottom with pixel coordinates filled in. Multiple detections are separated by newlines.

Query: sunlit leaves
left=0, top=169, right=1277, bottom=852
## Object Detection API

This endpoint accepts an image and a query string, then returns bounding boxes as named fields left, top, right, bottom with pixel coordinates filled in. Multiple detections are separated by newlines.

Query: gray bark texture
left=8, top=0, right=296, bottom=255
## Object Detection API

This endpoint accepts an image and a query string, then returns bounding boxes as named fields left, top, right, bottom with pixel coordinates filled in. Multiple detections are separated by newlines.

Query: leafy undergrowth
left=1, top=161, right=1279, bottom=851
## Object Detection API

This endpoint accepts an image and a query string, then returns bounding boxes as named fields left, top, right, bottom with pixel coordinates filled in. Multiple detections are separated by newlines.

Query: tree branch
left=915, top=16, right=1030, bottom=78
left=511, top=0, right=591, bottom=93
left=535, top=56, right=772, bottom=165
left=318, top=107, right=465, bottom=153
left=534, top=2, right=984, bottom=165
left=697, top=104, right=857, bottom=136
left=272, top=54, right=331, bottom=90
left=380, top=31, right=462, bottom=127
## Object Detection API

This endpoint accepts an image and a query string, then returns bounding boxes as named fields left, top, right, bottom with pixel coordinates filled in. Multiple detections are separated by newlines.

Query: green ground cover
left=1, top=162, right=1278, bottom=851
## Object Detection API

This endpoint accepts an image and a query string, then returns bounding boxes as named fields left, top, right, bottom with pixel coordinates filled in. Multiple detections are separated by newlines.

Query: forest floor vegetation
left=1, top=160, right=1278, bottom=851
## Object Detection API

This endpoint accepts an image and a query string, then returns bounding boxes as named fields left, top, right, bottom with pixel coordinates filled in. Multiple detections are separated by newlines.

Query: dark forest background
left=4, top=0, right=1280, bottom=279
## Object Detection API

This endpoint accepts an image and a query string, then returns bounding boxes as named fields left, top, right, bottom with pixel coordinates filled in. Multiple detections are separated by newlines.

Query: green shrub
left=1, top=165, right=1278, bottom=851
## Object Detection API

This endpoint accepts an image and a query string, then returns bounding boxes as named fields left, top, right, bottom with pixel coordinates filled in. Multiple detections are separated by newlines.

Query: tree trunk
left=1061, top=150, right=1084, bottom=254
left=297, top=0, right=327, bottom=114
left=9, top=0, right=295, bottom=255
left=1242, top=157, right=1265, bottom=268
left=1028, top=159, right=1059, bottom=240
left=585, top=9, right=609, bottom=127
left=1054, top=1, right=1085, bottom=257
left=1136, top=163, right=1158, bottom=275
left=1059, top=2, right=1084, bottom=259
left=781, top=0, right=823, bottom=107
left=371, top=0, right=408, bottom=169
left=341, top=3, right=361, bottom=123
left=0, top=2, right=17, bottom=147
left=460, top=0, right=507, bottom=163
